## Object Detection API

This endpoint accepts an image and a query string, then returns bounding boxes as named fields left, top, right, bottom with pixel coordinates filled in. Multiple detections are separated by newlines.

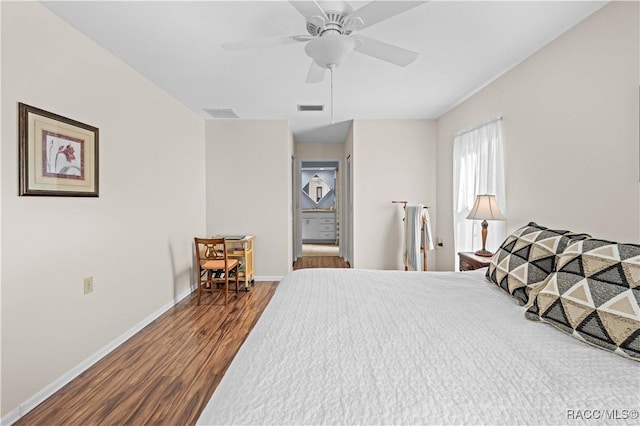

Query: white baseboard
left=255, top=275, right=284, bottom=281
left=1, top=287, right=193, bottom=426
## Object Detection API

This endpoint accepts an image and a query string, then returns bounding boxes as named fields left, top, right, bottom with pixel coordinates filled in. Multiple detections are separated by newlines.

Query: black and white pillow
left=486, top=222, right=589, bottom=305
left=526, top=239, right=640, bottom=361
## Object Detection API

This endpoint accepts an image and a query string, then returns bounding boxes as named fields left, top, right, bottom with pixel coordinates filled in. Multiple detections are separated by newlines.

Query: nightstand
left=458, top=251, right=492, bottom=271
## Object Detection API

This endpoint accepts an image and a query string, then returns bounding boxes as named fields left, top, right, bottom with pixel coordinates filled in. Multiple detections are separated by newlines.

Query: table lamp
left=466, top=194, right=505, bottom=257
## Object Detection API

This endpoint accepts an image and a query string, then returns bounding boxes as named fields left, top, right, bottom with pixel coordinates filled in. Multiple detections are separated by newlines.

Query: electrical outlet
left=83, top=276, right=94, bottom=295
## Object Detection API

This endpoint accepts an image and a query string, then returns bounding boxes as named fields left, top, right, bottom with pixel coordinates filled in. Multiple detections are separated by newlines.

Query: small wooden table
left=215, top=235, right=255, bottom=291
left=458, top=251, right=492, bottom=271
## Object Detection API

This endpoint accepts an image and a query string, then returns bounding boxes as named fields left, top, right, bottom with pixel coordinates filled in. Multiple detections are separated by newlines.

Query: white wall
left=1, top=1, right=205, bottom=418
left=205, top=120, right=293, bottom=278
left=351, top=120, right=437, bottom=270
left=436, top=1, right=640, bottom=271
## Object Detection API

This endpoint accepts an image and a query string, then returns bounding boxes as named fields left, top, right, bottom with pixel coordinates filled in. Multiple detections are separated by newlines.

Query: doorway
left=299, top=160, right=340, bottom=260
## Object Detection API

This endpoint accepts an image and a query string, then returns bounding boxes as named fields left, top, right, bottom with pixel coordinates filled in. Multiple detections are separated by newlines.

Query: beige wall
left=436, top=1, right=640, bottom=271
left=296, top=142, right=345, bottom=160
left=288, top=130, right=294, bottom=266
left=205, top=119, right=293, bottom=278
left=343, top=124, right=354, bottom=264
left=352, top=120, right=437, bottom=270
left=1, top=2, right=205, bottom=418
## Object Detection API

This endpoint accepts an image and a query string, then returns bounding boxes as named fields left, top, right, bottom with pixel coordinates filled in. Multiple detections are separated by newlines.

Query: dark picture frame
left=18, top=103, right=99, bottom=197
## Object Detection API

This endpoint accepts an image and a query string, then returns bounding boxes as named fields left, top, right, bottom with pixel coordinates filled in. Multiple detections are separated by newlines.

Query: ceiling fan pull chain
left=330, top=64, right=335, bottom=124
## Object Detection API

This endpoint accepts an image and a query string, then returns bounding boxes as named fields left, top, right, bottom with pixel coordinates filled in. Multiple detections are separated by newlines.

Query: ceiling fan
left=222, top=1, right=426, bottom=83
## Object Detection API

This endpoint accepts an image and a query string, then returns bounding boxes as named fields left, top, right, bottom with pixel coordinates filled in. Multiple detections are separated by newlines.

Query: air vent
left=204, top=108, right=239, bottom=119
left=297, top=104, right=324, bottom=112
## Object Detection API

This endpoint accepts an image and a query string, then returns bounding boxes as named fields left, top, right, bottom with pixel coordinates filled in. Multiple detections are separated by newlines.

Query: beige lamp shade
left=466, top=194, right=505, bottom=257
left=466, top=194, right=505, bottom=221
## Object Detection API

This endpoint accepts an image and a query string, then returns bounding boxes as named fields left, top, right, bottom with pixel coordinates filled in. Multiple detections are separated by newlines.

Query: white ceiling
left=42, top=1, right=607, bottom=143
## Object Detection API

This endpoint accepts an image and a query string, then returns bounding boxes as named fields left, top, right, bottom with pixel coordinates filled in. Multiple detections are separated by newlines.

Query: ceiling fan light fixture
left=344, top=16, right=364, bottom=32
left=304, top=34, right=356, bottom=69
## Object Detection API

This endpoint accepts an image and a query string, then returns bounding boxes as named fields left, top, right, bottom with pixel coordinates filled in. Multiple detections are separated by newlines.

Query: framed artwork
left=18, top=103, right=99, bottom=197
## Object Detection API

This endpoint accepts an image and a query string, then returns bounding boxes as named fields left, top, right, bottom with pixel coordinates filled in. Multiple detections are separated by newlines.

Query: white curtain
left=453, top=119, right=506, bottom=267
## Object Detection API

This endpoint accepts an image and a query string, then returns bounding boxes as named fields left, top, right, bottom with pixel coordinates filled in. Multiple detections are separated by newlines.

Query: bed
left=197, top=267, right=640, bottom=425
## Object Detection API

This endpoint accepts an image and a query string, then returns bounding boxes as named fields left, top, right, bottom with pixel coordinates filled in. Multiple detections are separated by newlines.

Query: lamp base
left=474, top=249, right=494, bottom=257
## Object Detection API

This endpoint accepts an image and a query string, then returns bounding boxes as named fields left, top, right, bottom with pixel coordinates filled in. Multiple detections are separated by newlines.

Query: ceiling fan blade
left=306, top=60, right=327, bottom=83
left=348, top=1, right=426, bottom=30
left=289, top=1, right=328, bottom=19
left=222, top=35, right=312, bottom=51
left=353, top=36, right=418, bottom=67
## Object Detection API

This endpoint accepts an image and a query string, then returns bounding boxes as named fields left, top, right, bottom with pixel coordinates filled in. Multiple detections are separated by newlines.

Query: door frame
left=296, top=159, right=342, bottom=260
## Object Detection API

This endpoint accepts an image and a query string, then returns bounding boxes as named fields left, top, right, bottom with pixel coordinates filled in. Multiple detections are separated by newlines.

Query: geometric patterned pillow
left=486, top=222, right=590, bottom=305
left=525, top=239, right=640, bottom=361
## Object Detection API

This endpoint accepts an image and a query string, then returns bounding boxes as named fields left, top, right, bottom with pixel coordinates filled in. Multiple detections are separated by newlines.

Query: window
left=453, top=119, right=506, bottom=266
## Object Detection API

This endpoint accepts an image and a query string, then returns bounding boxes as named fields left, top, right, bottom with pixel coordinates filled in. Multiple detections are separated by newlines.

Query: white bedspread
left=197, top=268, right=640, bottom=425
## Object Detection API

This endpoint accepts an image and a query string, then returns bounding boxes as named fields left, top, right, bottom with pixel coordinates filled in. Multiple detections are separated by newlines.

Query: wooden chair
left=194, top=237, right=240, bottom=306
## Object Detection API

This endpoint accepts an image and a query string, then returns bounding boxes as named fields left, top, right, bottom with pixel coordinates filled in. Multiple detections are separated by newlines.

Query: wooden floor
left=16, top=257, right=347, bottom=425
left=293, top=255, right=350, bottom=269
left=16, top=282, right=278, bottom=426
left=301, top=243, right=340, bottom=256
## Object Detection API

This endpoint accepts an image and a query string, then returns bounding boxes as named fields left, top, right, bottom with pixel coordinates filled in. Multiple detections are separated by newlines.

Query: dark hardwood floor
left=16, top=257, right=348, bottom=425
left=293, top=256, right=350, bottom=269
left=16, top=282, right=278, bottom=426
